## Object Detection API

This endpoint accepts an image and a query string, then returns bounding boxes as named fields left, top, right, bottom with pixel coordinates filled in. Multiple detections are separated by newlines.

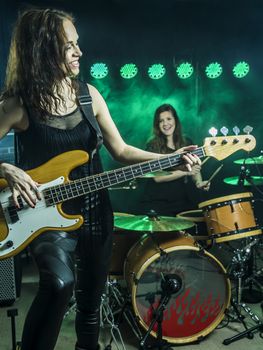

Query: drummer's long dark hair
left=146, top=104, right=187, bottom=153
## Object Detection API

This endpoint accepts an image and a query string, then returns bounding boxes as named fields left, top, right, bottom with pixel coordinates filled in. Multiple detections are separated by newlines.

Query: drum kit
left=100, top=154, right=263, bottom=350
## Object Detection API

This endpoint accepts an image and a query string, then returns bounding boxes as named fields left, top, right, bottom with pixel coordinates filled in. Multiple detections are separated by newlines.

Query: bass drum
left=124, top=232, right=231, bottom=344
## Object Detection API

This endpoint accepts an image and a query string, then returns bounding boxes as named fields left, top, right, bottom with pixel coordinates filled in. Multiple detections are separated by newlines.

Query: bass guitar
left=0, top=134, right=256, bottom=259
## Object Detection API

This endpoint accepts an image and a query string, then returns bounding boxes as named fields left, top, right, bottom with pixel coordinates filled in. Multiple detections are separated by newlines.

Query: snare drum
left=124, top=231, right=231, bottom=344
left=198, top=192, right=262, bottom=243
left=176, top=209, right=207, bottom=240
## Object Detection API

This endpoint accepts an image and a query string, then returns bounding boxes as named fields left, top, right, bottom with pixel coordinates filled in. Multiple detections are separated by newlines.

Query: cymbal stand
left=223, top=239, right=263, bottom=345
left=101, top=277, right=143, bottom=350
left=63, top=278, right=142, bottom=350
left=242, top=237, right=263, bottom=303
left=223, top=303, right=263, bottom=345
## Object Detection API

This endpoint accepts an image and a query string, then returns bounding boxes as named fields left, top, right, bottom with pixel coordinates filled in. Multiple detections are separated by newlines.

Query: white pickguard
left=0, top=177, right=80, bottom=257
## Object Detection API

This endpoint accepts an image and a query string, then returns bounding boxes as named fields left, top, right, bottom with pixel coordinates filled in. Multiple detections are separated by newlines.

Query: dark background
left=0, top=0, right=263, bottom=220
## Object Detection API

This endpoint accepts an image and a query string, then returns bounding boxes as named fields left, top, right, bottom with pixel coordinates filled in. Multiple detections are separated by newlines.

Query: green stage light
left=120, top=63, right=138, bottom=79
left=176, top=62, right=194, bottom=79
left=233, top=61, right=250, bottom=78
left=90, top=63, right=108, bottom=79
left=148, top=64, right=166, bottom=79
left=205, top=62, right=223, bottom=79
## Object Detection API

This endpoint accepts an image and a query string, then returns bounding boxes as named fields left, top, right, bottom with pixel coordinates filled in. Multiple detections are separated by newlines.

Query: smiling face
left=63, top=19, right=82, bottom=76
left=158, top=111, right=176, bottom=137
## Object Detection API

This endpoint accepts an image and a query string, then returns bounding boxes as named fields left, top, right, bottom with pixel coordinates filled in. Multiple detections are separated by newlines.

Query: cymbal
left=114, top=214, right=195, bottom=232
left=139, top=171, right=172, bottom=178
left=234, top=156, right=263, bottom=165
left=223, top=176, right=263, bottom=186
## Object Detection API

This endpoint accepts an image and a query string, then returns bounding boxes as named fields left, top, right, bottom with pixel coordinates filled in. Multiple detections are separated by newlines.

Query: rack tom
left=198, top=192, right=262, bottom=243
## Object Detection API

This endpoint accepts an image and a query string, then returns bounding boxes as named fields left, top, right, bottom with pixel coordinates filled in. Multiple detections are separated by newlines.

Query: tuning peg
left=243, top=125, right=253, bottom=134
left=208, top=127, right=218, bottom=137
left=220, top=126, right=229, bottom=136
left=233, top=126, right=240, bottom=135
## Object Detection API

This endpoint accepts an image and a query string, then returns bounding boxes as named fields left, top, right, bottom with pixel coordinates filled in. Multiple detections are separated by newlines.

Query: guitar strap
left=77, top=80, right=103, bottom=157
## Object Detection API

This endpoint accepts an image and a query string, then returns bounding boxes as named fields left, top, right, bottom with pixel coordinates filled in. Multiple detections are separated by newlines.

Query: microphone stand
left=139, top=274, right=182, bottom=350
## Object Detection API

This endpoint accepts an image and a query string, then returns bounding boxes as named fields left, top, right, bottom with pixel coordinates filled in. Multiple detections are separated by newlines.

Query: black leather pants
left=20, top=228, right=112, bottom=350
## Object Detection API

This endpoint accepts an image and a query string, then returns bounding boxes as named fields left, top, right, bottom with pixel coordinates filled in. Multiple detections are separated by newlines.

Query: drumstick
left=207, top=164, right=224, bottom=183
left=201, top=157, right=210, bottom=165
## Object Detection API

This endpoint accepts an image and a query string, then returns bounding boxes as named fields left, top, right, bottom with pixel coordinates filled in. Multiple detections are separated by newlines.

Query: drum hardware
left=227, top=237, right=263, bottom=303
left=223, top=297, right=263, bottom=345
left=223, top=321, right=263, bottom=345
left=139, top=274, right=182, bottom=350
left=100, top=278, right=143, bottom=350
left=241, top=245, right=263, bottom=304
left=222, top=237, right=263, bottom=345
left=63, top=277, right=143, bottom=349
left=222, top=300, right=255, bottom=345
left=228, top=239, right=258, bottom=304
left=225, top=235, right=263, bottom=303
left=243, top=266, right=263, bottom=302
left=238, top=161, right=251, bottom=187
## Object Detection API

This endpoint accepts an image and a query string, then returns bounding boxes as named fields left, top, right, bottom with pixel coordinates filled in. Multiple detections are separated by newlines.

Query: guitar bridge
left=7, top=196, right=24, bottom=224
left=7, top=205, right=19, bottom=223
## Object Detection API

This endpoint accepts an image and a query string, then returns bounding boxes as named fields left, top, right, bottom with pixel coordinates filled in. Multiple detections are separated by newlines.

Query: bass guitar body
left=0, top=150, right=89, bottom=259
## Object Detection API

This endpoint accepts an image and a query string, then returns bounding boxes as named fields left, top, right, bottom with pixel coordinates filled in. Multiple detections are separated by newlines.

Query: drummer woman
left=140, top=104, right=210, bottom=216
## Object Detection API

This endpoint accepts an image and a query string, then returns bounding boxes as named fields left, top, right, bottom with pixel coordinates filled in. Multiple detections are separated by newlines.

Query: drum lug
left=131, top=272, right=138, bottom=285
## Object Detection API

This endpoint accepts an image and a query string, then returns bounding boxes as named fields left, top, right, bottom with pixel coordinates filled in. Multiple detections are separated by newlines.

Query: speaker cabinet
left=0, top=256, right=21, bottom=306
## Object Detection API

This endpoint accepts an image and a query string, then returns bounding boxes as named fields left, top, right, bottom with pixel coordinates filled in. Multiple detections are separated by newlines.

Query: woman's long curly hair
left=147, top=104, right=186, bottom=153
left=0, top=8, right=78, bottom=119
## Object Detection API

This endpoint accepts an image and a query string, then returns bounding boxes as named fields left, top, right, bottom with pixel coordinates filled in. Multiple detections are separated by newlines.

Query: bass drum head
left=129, top=241, right=231, bottom=344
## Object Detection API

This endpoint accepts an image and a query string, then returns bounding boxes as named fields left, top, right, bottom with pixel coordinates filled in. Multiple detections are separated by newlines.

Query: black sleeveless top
left=139, top=140, right=200, bottom=216
left=15, top=108, right=95, bottom=173
left=15, top=106, right=113, bottom=238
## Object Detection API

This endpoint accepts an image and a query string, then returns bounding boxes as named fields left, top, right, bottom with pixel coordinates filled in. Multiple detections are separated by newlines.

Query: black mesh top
left=15, top=104, right=113, bottom=238
left=15, top=107, right=97, bottom=178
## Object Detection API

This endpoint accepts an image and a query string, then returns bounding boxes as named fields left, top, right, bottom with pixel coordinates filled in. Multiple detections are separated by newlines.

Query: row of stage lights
left=90, top=61, right=250, bottom=80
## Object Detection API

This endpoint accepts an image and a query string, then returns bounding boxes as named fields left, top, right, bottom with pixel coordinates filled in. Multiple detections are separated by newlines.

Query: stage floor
left=0, top=244, right=263, bottom=350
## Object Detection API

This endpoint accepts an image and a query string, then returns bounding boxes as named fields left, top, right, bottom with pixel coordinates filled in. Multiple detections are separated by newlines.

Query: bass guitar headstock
left=203, top=127, right=256, bottom=161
